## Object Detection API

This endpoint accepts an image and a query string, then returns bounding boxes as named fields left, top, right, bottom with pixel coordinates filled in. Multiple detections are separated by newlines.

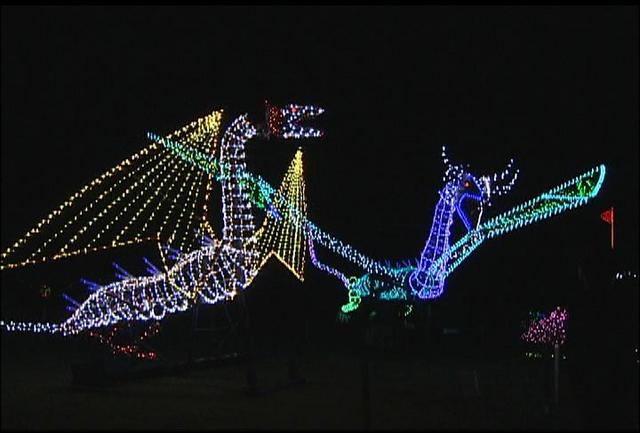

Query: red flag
left=601, top=207, right=614, bottom=225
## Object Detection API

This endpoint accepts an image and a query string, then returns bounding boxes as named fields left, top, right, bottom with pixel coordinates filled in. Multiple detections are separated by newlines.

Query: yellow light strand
left=75, top=151, right=175, bottom=252
left=141, top=111, right=222, bottom=247
left=112, top=156, right=179, bottom=245
left=158, top=112, right=222, bottom=249
left=178, top=170, right=208, bottom=253
left=199, top=112, right=223, bottom=239
left=34, top=150, right=167, bottom=258
left=1, top=143, right=158, bottom=262
left=95, top=133, right=201, bottom=248
left=2, top=110, right=222, bottom=270
left=158, top=166, right=194, bottom=248
left=170, top=119, right=216, bottom=251
left=249, top=149, right=307, bottom=284
left=98, top=111, right=222, bottom=250
left=0, top=236, right=158, bottom=270
left=166, top=169, right=197, bottom=248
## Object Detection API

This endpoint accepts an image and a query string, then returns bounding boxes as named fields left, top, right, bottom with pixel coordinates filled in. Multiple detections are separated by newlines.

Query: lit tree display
left=521, top=306, right=569, bottom=407
left=522, top=307, right=568, bottom=346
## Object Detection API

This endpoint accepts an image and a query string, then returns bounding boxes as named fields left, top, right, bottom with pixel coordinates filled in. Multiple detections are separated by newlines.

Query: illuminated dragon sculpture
left=319, top=150, right=605, bottom=313
left=1, top=102, right=605, bottom=338
left=0, top=103, right=323, bottom=335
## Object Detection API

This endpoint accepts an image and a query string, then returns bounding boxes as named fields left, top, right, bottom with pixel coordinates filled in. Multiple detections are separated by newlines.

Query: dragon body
left=1, top=102, right=606, bottom=336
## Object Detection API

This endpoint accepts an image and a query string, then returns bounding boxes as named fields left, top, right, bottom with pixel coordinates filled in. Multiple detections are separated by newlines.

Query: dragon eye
left=464, top=181, right=470, bottom=188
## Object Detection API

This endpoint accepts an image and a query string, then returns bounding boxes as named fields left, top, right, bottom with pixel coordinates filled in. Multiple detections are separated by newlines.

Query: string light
left=88, top=321, right=160, bottom=360
left=614, top=271, right=638, bottom=280
left=525, top=351, right=566, bottom=360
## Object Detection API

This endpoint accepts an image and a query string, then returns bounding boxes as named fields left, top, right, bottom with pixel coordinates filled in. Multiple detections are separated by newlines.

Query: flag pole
left=554, top=342, right=560, bottom=408
left=611, top=206, right=614, bottom=250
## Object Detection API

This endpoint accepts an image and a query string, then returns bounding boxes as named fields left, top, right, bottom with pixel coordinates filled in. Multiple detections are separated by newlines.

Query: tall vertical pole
left=554, top=343, right=560, bottom=408
left=361, top=319, right=372, bottom=430
left=610, top=206, right=614, bottom=250
left=187, top=301, right=199, bottom=366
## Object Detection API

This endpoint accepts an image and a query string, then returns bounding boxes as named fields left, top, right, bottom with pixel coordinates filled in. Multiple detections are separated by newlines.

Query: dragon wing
left=1, top=110, right=224, bottom=271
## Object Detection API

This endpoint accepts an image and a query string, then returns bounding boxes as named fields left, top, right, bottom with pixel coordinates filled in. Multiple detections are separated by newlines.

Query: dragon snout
left=266, top=102, right=324, bottom=139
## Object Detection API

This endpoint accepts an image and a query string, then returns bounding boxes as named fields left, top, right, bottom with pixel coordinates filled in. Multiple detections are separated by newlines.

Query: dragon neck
left=220, top=115, right=257, bottom=248
left=417, top=192, right=456, bottom=270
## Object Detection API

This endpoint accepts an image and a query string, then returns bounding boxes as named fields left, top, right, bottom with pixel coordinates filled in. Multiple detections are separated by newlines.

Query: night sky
left=1, top=6, right=638, bottom=318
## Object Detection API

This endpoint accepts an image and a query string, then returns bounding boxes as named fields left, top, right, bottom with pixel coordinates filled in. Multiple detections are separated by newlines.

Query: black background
left=1, top=6, right=638, bottom=334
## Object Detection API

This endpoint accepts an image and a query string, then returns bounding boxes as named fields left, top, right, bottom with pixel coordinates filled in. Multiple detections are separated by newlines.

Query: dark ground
left=0, top=338, right=572, bottom=430
left=2, top=301, right=637, bottom=431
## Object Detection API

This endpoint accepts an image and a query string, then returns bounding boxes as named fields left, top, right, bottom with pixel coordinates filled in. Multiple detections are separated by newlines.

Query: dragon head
left=441, top=145, right=519, bottom=232
left=263, top=101, right=324, bottom=139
